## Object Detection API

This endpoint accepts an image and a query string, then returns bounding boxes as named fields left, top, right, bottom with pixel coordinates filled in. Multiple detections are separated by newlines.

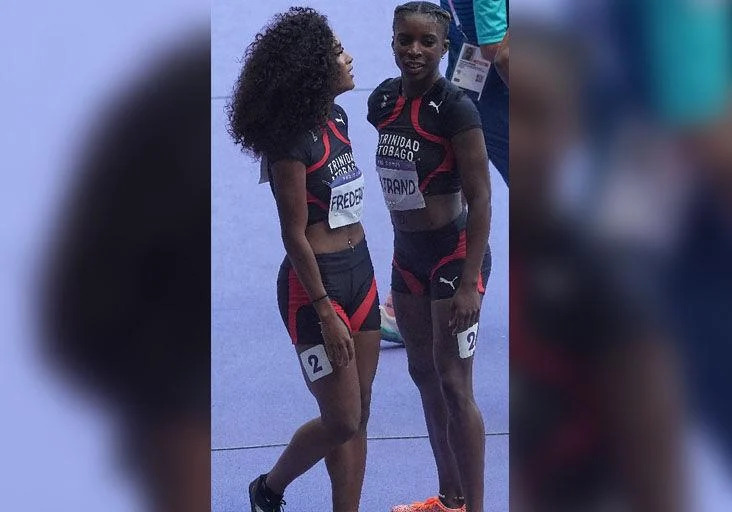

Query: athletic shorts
left=391, top=209, right=491, bottom=300
left=277, top=238, right=380, bottom=345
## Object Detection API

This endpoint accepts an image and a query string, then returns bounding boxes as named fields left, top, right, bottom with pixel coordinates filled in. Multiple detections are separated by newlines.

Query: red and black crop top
left=367, top=77, right=482, bottom=197
left=265, top=104, right=359, bottom=226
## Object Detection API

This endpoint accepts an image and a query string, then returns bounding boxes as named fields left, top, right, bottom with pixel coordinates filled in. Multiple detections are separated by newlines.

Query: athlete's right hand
left=319, top=314, right=354, bottom=367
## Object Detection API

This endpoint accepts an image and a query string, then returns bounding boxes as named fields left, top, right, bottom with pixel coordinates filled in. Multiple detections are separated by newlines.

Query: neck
left=401, top=69, right=441, bottom=98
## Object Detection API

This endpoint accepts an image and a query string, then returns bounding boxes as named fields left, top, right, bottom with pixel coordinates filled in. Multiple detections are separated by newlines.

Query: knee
left=438, top=371, right=474, bottom=416
left=323, top=409, right=361, bottom=443
left=408, top=361, right=437, bottom=388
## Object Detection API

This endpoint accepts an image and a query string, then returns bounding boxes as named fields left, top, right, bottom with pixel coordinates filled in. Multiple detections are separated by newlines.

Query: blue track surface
left=212, top=2, right=508, bottom=510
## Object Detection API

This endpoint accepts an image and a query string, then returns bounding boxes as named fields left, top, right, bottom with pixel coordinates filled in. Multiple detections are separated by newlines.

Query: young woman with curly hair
left=367, top=3, right=492, bottom=511
left=227, top=7, right=380, bottom=512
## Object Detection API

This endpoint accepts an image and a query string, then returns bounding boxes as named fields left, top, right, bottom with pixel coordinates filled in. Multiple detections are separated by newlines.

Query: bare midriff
left=390, top=191, right=463, bottom=231
left=305, top=220, right=365, bottom=254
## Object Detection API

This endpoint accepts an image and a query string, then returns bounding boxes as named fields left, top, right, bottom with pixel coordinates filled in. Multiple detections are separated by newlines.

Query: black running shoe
left=249, top=474, right=286, bottom=512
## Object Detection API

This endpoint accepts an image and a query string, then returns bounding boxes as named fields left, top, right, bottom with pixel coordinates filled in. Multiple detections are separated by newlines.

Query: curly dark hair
left=227, top=7, right=340, bottom=158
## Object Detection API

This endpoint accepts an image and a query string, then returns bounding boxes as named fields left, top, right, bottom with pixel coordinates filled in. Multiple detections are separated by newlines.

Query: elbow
left=465, top=189, right=491, bottom=213
left=280, top=227, right=307, bottom=253
left=495, top=45, right=508, bottom=68
left=495, top=46, right=509, bottom=82
left=480, top=42, right=500, bottom=63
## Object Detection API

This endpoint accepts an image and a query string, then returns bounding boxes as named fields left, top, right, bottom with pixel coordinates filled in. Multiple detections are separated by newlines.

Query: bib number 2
left=456, top=323, right=479, bottom=359
left=300, top=344, right=334, bottom=382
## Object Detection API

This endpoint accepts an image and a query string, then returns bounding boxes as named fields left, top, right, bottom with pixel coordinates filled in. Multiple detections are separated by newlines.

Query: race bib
left=328, top=167, right=365, bottom=229
left=456, top=323, right=479, bottom=359
left=376, top=156, right=426, bottom=211
left=451, top=43, right=492, bottom=100
left=300, top=345, right=334, bottom=382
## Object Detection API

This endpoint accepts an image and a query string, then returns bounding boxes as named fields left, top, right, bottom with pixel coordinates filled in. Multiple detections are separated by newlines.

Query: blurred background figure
left=41, top=32, right=211, bottom=512
left=510, top=22, right=686, bottom=512
left=441, top=0, right=508, bottom=184
left=510, top=0, right=732, bottom=509
left=2, top=0, right=210, bottom=510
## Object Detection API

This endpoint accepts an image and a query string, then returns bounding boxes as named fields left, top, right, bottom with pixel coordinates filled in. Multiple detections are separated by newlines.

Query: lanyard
left=445, top=0, right=470, bottom=42
left=446, top=0, right=462, bottom=29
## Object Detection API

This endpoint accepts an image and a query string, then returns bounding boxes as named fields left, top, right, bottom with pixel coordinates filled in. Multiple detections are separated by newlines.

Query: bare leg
left=325, top=330, right=381, bottom=511
left=265, top=344, right=362, bottom=498
left=393, top=291, right=464, bottom=508
left=432, top=299, right=486, bottom=512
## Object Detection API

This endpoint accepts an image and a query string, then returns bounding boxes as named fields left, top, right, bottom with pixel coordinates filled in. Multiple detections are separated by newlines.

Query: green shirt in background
left=473, top=0, right=507, bottom=45
left=643, top=0, right=730, bottom=127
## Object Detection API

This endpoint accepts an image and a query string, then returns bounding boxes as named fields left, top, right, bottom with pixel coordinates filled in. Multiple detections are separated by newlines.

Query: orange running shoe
left=390, top=496, right=465, bottom=512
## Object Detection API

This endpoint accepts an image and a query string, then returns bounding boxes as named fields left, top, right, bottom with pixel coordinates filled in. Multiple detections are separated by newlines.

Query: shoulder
left=371, top=77, right=400, bottom=97
left=368, top=77, right=401, bottom=126
left=333, top=103, right=347, bottom=119
left=267, top=129, right=315, bottom=166
left=368, top=78, right=400, bottom=108
left=427, top=78, right=482, bottom=136
left=432, top=78, right=475, bottom=112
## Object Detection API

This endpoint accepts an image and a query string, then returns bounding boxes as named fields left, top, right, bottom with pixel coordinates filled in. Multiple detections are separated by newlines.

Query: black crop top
left=265, top=104, right=358, bottom=226
left=367, top=77, right=482, bottom=196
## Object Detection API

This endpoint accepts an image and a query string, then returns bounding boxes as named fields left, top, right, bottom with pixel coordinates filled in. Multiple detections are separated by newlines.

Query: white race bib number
left=328, top=167, right=365, bottom=229
left=376, top=156, right=426, bottom=211
left=451, top=43, right=491, bottom=100
left=300, top=345, right=334, bottom=382
left=456, top=323, right=479, bottom=359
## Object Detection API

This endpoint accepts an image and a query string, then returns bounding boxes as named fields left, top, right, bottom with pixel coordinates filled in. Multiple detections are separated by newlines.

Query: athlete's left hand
left=449, top=285, right=481, bottom=335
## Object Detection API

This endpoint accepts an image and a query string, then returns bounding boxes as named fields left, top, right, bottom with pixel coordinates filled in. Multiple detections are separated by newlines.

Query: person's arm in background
left=494, top=30, right=508, bottom=86
left=474, top=0, right=507, bottom=62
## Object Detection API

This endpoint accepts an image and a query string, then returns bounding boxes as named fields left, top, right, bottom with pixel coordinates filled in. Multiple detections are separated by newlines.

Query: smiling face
left=332, top=35, right=355, bottom=95
left=392, top=13, right=448, bottom=84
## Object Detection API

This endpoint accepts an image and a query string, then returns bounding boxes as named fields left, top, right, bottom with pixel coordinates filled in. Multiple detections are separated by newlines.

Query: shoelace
left=408, top=497, right=443, bottom=511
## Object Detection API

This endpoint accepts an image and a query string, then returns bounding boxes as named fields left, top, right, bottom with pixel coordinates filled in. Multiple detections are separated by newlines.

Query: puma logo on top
left=429, top=100, right=443, bottom=114
left=440, top=276, right=459, bottom=290
left=335, top=113, right=345, bottom=125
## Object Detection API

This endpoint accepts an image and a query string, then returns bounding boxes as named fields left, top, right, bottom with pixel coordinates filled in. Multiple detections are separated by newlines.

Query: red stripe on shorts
left=393, top=258, right=426, bottom=295
left=430, top=230, right=467, bottom=280
left=330, top=300, right=352, bottom=332
left=350, top=278, right=378, bottom=332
